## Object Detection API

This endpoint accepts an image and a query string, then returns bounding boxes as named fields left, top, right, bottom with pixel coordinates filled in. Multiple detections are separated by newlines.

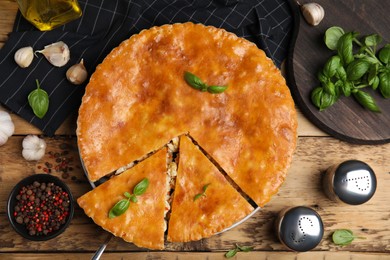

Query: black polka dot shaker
left=275, top=206, right=324, bottom=252
left=322, top=160, right=377, bottom=205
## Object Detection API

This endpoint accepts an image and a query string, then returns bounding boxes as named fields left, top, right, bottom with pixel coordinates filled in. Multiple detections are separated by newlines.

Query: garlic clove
left=301, top=2, right=325, bottom=26
left=0, top=131, right=9, bottom=146
left=14, top=46, right=34, bottom=68
left=22, top=135, right=47, bottom=161
left=35, top=41, right=70, bottom=67
left=0, top=120, right=15, bottom=137
left=0, top=111, right=15, bottom=146
left=66, top=59, right=88, bottom=85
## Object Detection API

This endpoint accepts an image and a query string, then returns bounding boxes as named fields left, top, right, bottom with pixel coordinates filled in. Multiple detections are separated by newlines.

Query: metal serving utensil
left=91, top=233, right=113, bottom=260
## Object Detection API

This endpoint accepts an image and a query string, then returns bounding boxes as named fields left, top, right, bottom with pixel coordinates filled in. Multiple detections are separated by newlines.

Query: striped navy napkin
left=0, top=0, right=292, bottom=136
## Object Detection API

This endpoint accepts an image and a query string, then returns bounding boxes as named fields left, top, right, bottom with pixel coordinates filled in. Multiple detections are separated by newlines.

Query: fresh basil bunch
left=311, top=26, right=390, bottom=112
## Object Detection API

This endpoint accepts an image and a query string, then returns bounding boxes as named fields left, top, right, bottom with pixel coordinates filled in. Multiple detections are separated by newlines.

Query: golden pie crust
left=77, top=22, right=297, bottom=207
left=77, top=148, right=167, bottom=250
left=167, top=136, right=254, bottom=242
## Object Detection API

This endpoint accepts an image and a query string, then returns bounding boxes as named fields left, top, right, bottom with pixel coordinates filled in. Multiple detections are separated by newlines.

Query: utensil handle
left=91, top=234, right=112, bottom=260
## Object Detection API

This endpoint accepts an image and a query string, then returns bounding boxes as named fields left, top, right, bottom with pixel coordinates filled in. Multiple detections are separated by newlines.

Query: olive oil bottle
left=16, top=0, right=82, bottom=31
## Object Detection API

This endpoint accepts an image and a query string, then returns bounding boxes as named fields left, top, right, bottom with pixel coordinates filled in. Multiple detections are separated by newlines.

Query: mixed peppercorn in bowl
left=7, top=174, right=74, bottom=241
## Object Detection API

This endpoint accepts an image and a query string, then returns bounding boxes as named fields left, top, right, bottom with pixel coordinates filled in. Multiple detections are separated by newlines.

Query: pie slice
left=167, top=135, right=254, bottom=242
left=77, top=148, right=167, bottom=250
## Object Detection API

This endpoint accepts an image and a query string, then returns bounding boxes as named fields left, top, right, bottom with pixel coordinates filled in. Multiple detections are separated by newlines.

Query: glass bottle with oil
left=16, top=0, right=82, bottom=31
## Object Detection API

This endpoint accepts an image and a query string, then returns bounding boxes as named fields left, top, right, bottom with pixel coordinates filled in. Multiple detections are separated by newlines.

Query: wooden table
left=1, top=1, right=389, bottom=259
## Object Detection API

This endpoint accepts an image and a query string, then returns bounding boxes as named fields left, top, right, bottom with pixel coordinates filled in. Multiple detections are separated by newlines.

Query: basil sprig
left=193, top=183, right=210, bottom=201
left=184, top=71, right=228, bottom=94
left=225, top=244, right=254, bottom=258
left=108, top=178, right=149, bottom=219
left=332, top=229, right=365, bottom=246
left=311, top=26, right=390, bottom=112
left=28, top=79, right=49, bottom=119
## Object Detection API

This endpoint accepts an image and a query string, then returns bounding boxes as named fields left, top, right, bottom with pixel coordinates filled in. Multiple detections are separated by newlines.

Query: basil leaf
left=194, top=183, right=211, bottom=201
left=323, top=56, right=341, bottom=78
left=312, top=87, right=338, bottom=111
left=320, top=90, right=338, bottom=111
left=371, top=76, right=380, bottom=90
left=207, top=85, right=228, bottom=94
left=28, top=79, right=49, bottom=119
left=193, top=193, right=204, bottom=201
left=332, top=229, right=355, bottom=246
left=124, top=192, right=131, bottom=198
left=353, top=90, right=381, bottom=112
left=324, top=26, right=345, bottom=50
left=340, top=81, right=352, bottom=97
left=184, top=71, right=208, bottom=91
left=108, top=199, right=130, bottom=219
left=311, top=87, right=324, bottom=109
left=322, top=81, right=336, bottom=96
left=225, top=249, right=238, bottom=258
left=336, top=66, right=347, bottom=81
left=130, top=195, right=138, bottom=203
left=364, top=34, right=382, bottom=47
left=379, top=45, right=390, bottom=65
left=317, top=71, right=328, bottom=83
left=367, top=63, right=379, bottom=85
left=346, top=59, right=370, bottom=81
left=332, top=229, right=366, bottom=246
left=334, top=80, right=343, bottom=96
left=133, top=178, right=149, bottom=196
left=337, top=32, right=356, bottom=65
left=379, top=71, right=390, bottom=98
left=236, top=245, right=254, bottom=252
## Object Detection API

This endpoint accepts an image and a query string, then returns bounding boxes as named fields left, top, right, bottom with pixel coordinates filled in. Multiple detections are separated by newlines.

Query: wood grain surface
left=287, top=0, right=390, bottom=144
left=1, top=1, right=390, bottom=259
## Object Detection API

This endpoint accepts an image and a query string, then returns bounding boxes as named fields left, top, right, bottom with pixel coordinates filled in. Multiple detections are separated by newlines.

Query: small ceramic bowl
left=7, top=174, right=74, bottom=241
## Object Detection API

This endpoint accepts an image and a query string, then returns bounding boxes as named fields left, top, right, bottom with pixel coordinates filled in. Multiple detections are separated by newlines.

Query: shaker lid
left=333, top=160, right=377, bottom=205
left=278, top=206, right=324, bottom=252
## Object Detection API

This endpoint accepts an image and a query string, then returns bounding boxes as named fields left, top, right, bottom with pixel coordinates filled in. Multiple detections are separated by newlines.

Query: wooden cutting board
left=287, top=0, right=390, bottom=144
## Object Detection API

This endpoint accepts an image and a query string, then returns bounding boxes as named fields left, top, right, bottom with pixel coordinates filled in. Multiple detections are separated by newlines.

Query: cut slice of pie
left=77, top=148, right=167, bottom=250
left=167, top=135, right=254, bottom=242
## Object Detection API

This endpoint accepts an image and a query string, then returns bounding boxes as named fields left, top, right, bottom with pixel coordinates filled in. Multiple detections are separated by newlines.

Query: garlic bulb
left=35, top=41, right=70, bottom=67
left=0, top=111, right=15, bottom=146
left=66, top=59, right=88, bottom=85
left=22, top=135, right=46, bottom=161
left=301, top=2, right=325, bottom=26
left=14, top=46, right=34, bottom=68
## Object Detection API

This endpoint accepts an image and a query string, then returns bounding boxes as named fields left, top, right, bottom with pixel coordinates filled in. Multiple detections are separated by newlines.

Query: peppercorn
left=13, top=181, right=71, bottom=237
